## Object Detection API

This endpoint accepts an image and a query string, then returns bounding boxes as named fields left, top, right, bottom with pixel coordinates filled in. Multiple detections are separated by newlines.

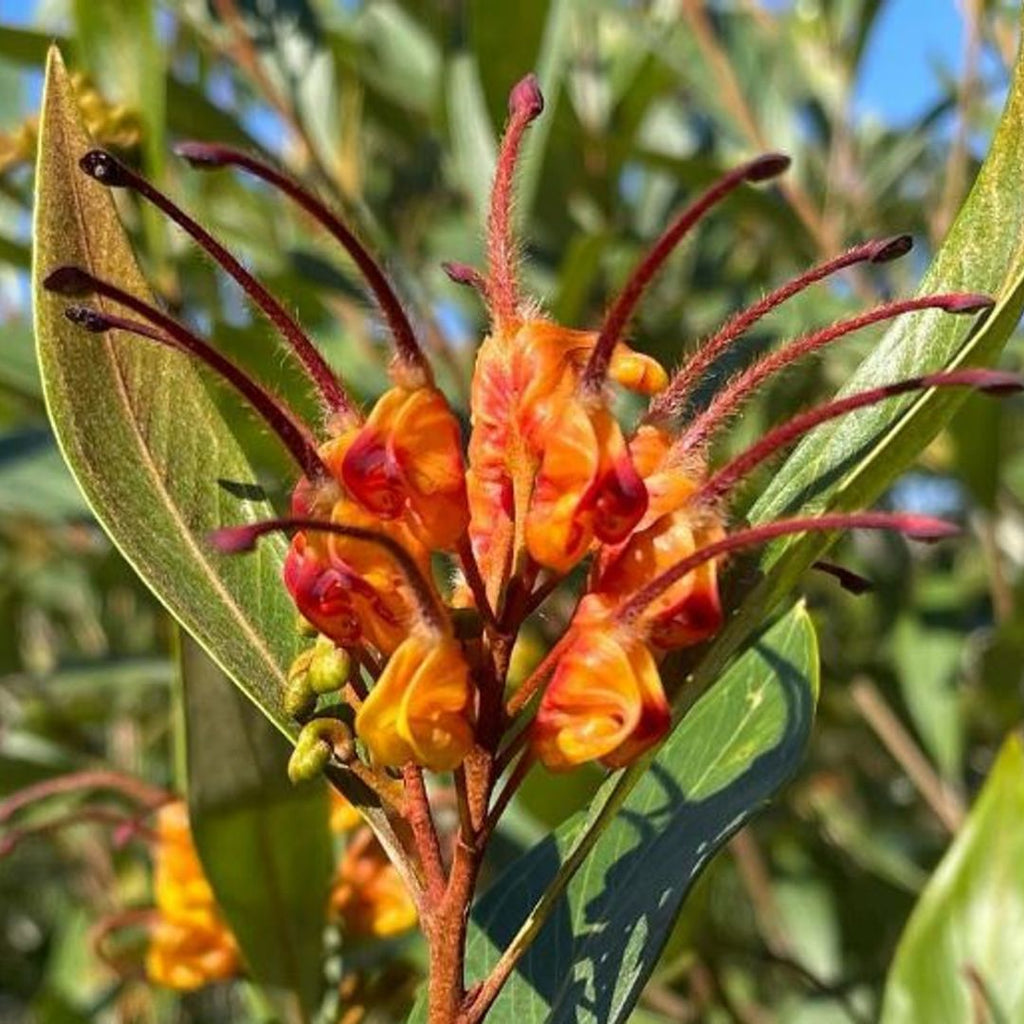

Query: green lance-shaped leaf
left=33, top=46, right=297, bottom=733
left=32, top=44, right=418, bottom=875
left=881, top=733, right=1024, bottom=1024
left=412, top=605, right=819, bottom=1022
left=180, top=634, right=332, bottom=1023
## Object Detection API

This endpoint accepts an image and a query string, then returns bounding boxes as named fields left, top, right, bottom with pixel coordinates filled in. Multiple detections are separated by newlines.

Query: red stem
left=175, top=141, right=428, bottom=375
left=580, top=152, right=790, bottom=394
left=649, top=235, right=913, bottom=420
left=78, top=149, right=354, bottom=418
left=403, top=764, right=447, bottom=907
left=677, top=293, right=994, bottom=452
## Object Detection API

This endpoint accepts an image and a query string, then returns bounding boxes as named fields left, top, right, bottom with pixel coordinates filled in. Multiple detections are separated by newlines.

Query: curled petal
left=597, top=514, right=724, bottom=650
left=526, top=401, right=647, bottom=572
left=606, top=344, right=669, bottom=395
left=342, top=386, right=469, bottom=550
left=355, top=636, right=476, bottom=772
left=282, top=518, right=424, bottom=655
left=532, top=617, right=669, bottom=771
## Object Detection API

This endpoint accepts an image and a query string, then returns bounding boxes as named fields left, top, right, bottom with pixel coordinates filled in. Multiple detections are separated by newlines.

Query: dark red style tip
left=79, top=149, right=133, bottom=187
left=743, top=153, right=791, bottom=182
left=868, top=234, right=914, bottom=263
left=43, top=265, right=96, bottom=296
left=64, top=305, right=113, bottom=331
left=509, top=73, right=544, bottom=120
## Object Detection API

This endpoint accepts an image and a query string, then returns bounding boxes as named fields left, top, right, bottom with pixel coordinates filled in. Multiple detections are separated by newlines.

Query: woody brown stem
left=404, top=764, right=447, bottom=906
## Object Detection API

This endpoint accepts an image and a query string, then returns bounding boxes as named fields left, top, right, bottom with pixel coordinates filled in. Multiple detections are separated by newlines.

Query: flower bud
left=285, top=648, right=318, bottom=719
left=288, top=718, right=355, bottom=784
left=308, top=637, right=351, bottom=695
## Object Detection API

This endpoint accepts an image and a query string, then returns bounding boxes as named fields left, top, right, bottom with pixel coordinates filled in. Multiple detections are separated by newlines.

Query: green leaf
left=181, top=633, right=332, bottom=1023
left=33, top=46, right=297, bottom=732
left=413, top=605, right=819, bottom=1022
left=880, top=733, right=1024, bottom=1024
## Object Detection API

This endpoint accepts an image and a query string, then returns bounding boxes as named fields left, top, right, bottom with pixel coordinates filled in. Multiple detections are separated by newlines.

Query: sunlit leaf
left=33, top=46, right=296, bottom=732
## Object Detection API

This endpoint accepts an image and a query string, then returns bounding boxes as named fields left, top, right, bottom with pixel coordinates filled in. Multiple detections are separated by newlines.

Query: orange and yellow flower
left=329, top=828, right=418, bottom=939
left=341, top=383, right=469, bottom=552
left=355, top=633, right=476, bottom=772
left=145, top=802, right=240, bottom=991
left=531, top=596, right=671, bottom=771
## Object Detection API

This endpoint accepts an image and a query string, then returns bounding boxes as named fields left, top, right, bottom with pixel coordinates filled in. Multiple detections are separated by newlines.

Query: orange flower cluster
left=51, top=77, right=1001, bottom=790
left=145, top=802, right=240, bottom=991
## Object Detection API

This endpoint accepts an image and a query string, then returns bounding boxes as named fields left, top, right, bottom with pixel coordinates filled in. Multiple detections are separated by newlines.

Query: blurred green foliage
left=2, top=1, right=1024, bottom=1022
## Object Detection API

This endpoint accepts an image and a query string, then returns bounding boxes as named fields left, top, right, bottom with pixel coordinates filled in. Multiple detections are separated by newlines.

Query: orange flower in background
left=330, top=791, right=363, bottom=834
left=145, top=803, right=240, bottom=991
left=355, top=634, right=476, bottom=772
left=330, top=828, right=418, bottom=939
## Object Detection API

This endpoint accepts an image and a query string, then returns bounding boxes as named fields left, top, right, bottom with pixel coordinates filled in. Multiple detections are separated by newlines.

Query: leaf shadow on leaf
left=472, top=639, right=815, bottom=1022
left=216, top=477, right=271, bottom=502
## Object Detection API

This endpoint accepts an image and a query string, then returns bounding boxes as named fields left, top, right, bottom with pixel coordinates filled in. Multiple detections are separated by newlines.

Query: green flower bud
left=285, top=674, right=317, bottom=720
left=308, top=637, right=351, bottom=695
left=288, top=718, right=355, bottom=784
left=285, top=648, right=317, bottom=720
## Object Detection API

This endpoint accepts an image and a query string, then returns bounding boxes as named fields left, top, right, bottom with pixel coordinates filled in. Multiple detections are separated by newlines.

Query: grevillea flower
left=355, top=632, right=475, bottom=772
left=45, top=72, right=1015, bottom=788
left=145, top=802, right=240, bottom=991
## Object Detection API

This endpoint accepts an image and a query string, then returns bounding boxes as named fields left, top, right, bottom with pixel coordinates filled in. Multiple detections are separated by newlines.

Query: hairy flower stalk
left=48, top=72, right=1012, bottom=1023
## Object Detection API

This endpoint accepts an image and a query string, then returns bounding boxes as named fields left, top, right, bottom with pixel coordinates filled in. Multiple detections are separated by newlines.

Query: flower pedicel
left=44, top=72, right=1013, bottom=781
